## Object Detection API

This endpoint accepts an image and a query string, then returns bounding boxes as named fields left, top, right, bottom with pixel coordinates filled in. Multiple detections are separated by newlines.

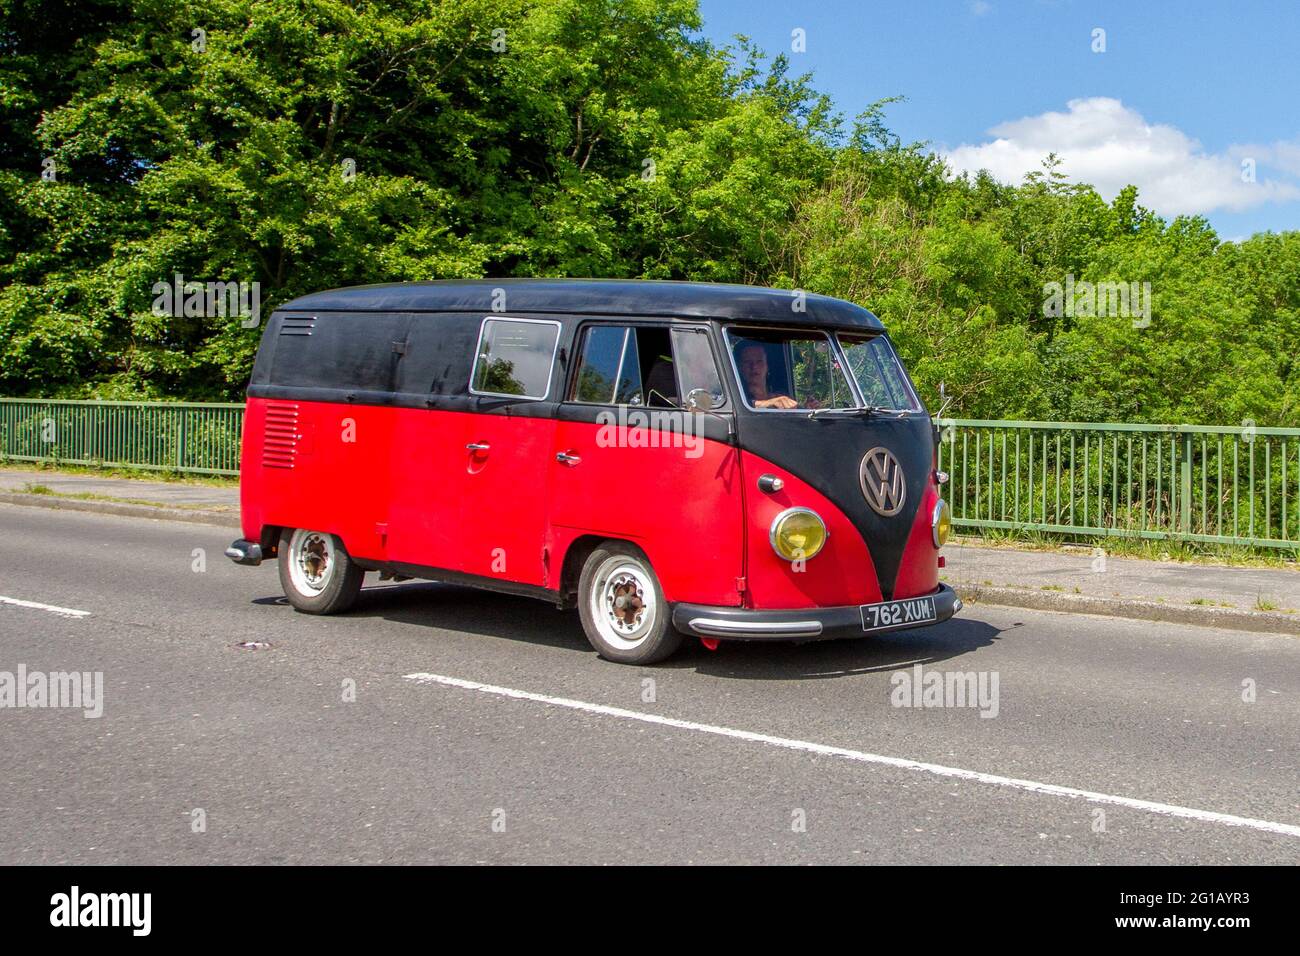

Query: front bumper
left=671, top=583, right=961, bottom=642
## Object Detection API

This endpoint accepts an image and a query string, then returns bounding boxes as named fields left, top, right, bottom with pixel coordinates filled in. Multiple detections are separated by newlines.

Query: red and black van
left=226, top=279, right=960, bottom=664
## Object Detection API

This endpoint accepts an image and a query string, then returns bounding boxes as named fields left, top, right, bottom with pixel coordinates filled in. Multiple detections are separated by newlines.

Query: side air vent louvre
left=279, top=316, right=316, bottom=336
left=262, top=402, right=300, bottom=469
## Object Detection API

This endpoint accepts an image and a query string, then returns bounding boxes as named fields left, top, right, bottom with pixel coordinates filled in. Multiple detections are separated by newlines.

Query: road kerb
left=0, top=491, right=240, bottom=529
left=958, top=583, right=1300, bottom=636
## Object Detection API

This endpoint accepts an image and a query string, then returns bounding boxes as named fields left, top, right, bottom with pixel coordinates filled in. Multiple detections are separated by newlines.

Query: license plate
left=860, top=595, right=937, bottom=632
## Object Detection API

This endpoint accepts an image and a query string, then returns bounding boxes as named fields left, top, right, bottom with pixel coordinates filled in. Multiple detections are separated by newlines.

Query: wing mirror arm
left=935, top=381, right=955, bottom=420
left=683, top=387, right=735, bottom=441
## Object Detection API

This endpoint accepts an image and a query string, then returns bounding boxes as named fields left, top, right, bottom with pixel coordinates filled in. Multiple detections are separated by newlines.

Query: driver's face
left=738, top=345, right=768, bottom=393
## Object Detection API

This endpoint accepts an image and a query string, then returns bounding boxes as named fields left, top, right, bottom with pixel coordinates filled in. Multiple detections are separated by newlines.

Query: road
left=0, top=504, right=1297, bottom=864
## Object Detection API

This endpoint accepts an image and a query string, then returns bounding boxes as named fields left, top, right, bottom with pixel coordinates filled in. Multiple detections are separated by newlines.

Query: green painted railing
left=0, top=398, right=244, bottom=475
left=936, top=419, right=1300, bottom=550
left=2, top=400, right=1298, bottom=549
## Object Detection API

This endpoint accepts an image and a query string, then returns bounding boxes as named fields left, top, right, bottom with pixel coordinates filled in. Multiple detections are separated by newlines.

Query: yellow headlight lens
left=770, top=508, right=827, bottom=561
left=933, top=498, right=951, bottom=548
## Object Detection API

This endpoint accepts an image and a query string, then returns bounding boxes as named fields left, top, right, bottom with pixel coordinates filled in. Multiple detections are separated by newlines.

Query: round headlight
left=932, top=498, right=951, bottom=548
left=770, top=508, right=827, bottom=561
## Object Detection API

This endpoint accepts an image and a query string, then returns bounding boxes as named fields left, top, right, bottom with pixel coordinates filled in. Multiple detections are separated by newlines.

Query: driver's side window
left=727, top=328, right=854, bottom=410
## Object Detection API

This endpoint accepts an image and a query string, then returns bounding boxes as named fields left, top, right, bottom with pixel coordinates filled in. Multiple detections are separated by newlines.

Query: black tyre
left=277, top=528, right=365, bottom=614
left=577, top=542, right=683, bottom=664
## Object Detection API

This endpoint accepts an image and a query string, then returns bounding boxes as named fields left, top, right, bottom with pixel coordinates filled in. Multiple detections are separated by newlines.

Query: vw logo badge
left=860, top=447, right=906, bottom=516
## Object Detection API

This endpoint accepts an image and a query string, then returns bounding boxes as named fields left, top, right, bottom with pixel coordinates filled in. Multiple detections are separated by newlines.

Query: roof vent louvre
left=279, top=316, right=316, bottom=336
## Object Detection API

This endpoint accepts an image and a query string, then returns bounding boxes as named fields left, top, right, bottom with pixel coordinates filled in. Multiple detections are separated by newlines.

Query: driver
left=736, top=342, right=798, bottom=409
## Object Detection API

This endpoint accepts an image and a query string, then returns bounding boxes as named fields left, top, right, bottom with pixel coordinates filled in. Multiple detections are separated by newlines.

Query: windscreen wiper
left=807, top=405, right=880, bottom=419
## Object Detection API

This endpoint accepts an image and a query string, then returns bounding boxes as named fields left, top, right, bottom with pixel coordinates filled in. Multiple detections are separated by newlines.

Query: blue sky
left=695, top=0, right=1300, bottom=238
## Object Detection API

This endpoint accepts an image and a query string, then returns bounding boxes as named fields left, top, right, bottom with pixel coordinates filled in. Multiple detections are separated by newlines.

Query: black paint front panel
left=735, top=412, right=934, bottom=600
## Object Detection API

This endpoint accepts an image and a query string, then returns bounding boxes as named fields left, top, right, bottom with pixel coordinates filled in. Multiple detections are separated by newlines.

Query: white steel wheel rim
left=589, top=557, right=657, bottom=651
left=288, top=529, right=336, bottom=595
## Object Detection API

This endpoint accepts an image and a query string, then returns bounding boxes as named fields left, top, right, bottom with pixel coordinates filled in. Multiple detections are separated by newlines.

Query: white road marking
left=404, top=671, right=1300, bottom=840
left=0, top=595, right=91, bottom=618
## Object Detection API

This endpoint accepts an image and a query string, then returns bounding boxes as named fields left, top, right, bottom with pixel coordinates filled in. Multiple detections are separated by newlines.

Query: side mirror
left=685, top=388, right=714, bottom=412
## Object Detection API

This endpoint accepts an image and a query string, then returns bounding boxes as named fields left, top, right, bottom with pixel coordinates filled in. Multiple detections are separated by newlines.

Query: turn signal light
left=932, top=499, right=951, bottom=548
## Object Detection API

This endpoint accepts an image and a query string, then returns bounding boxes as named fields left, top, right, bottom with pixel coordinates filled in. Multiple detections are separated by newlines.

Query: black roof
left=277, top=279, right=884, bottom=330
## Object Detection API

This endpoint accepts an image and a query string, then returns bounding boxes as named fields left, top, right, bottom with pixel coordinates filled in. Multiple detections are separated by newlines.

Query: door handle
left=555, top=451, right=581, bottom=466
left=466, top=442, right=490, bottom=453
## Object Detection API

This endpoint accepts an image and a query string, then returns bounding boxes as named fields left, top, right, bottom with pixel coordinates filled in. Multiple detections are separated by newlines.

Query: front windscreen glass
left=838, top=333, right=922, bottom=412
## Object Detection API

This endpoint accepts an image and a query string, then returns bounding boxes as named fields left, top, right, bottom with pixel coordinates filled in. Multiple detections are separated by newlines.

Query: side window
left=570, top=324, right=669, bottom=406
left=569, top=324, right=725, bottom=409
left=571, top=326, right=644, bottom=404
left=469, top=318, right=561, bottom=400
left=638, top=327, right=675, bottom=407
left=670, top=327, right=727, bottom=410
left=726, top=327, right=856, bottom=410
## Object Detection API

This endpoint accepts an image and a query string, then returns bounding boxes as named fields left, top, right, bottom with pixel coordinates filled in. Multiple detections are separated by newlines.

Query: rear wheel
left=577, top=543, right=682, bottom=664
left=278, top=528, right=365, bottom=614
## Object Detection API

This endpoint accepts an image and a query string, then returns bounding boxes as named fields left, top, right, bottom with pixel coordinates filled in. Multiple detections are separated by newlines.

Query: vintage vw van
left=226, top=280, right=960, bottom=664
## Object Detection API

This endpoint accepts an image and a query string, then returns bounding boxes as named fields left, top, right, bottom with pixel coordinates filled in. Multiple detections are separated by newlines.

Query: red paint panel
left=549, top=420, right=744, bottom=606
left=237, top=401, right=264, bottom=541
left=241, top=397, right=395, bottom=561
left=457, top=414, right=556, bottom=586
left=893, top=481, right=941, bottom=600
left=385, top=407, right=467, bottom=572
left=242, top=400, right=742, bottom=601
left=243, top=399, right=558, bottom=584
left=738, top=450, right=883, bottom=609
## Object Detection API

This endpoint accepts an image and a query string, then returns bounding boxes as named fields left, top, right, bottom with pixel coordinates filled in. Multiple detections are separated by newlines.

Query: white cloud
left=968, top=1, right=992, bottom=15
left=1239, top=140, right=1300, bottom=179
left=942, top=97, right=1300, bottom=217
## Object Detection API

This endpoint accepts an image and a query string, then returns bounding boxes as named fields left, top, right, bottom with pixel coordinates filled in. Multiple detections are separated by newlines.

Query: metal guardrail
left=2, top=400, right=1297, bottom=549
left=936, top=419, right=1300, bottom=550
left=0, top=398, right=244, bottom=475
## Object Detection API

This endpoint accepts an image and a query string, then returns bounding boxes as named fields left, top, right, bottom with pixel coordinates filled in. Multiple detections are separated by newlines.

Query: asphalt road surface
left=1, top=504, right=1297, bottom=865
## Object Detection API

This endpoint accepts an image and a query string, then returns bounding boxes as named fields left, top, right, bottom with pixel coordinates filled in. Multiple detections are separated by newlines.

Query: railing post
left=177, top=408, right=186, bottom=471
left=1180, top=431, right=1192, bottom=537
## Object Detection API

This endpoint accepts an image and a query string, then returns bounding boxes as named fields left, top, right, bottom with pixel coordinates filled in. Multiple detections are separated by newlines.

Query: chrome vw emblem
left=859, top=447, right=906, bottom=516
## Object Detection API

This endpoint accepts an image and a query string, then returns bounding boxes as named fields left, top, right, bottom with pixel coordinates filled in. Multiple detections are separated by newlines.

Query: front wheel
left=577, top=543, right=683, bottom=664
left=277, top=528, right=365, bottom=614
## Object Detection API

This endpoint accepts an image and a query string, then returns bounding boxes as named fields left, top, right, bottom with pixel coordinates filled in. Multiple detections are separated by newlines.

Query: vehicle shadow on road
left=297, top=581, right=594, bottom=653
left=274, top=581, right=1012, bottom=681
left=679, top=616, right=1010, bottom=681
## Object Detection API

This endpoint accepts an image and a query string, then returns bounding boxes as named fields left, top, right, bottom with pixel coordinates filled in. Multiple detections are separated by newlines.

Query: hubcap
left=608, top=575, right=646, bottom=631
left=288, top=529, right=334, bottom=594
left=589, top=558, right=657, bottom=651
